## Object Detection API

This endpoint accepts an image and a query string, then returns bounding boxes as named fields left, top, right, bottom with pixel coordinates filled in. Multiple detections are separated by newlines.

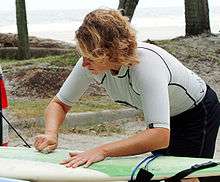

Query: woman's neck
left=109, top=63, right=123, bottom=75
left=110, top=69, right=119, bottom=75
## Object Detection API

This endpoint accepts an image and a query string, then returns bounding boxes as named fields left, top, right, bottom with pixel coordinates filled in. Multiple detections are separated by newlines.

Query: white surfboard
left=0, top=177, right=29, bottom=182
left=1, top=147, right=220, bottom=182
left=0, top=158, right=112, bottom=182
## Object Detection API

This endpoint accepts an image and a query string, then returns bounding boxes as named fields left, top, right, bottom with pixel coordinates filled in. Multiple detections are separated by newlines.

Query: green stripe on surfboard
left=1, top=147, right=220, bottom=178
left=89, top=157, right=220, bottom=178
left=0, top=147, right=138, bottom=176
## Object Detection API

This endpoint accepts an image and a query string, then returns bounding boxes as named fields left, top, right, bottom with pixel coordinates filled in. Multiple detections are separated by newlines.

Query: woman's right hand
left=34, top=133, right=58, bottom=153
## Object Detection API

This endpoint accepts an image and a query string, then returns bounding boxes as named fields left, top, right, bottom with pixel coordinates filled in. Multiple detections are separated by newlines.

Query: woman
left=34, top=8, right=220, bottom=176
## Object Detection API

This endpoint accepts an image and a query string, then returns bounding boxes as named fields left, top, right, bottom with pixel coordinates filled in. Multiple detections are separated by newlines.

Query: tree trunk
left=185, top=0, right=211, bottom=36
left=118, top=0, right=139, bottom=22
left=16, top=0, right=31, bottom=59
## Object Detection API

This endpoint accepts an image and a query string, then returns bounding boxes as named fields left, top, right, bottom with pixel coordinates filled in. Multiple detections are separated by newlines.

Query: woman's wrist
left=45, top=130, right=58, bottom=138
left=97, top=145, right=110, bottom=158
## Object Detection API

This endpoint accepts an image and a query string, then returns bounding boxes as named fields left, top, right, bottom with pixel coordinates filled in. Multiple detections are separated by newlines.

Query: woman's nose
left=82, top=57, right=91, bottom=67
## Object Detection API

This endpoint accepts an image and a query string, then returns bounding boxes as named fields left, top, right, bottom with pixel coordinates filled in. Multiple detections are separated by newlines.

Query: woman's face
left=82, top=57, right=120, bottom=75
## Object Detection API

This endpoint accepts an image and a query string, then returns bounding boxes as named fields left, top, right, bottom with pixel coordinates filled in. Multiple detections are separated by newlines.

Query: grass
left=7, top=96, right=125, bottom=135
left=8, top=98, right=50, bottom=119
left=70, top=96, right=124, bottom=112
left=8, top=95, right=124, bottom=119
left=1, top=51, right=80, bottom=70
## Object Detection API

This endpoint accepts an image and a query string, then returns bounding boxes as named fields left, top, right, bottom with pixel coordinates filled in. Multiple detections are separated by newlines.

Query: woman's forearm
left=99, top=128, right=170, bottom=157
left=45, top=97, right=71, bottom=136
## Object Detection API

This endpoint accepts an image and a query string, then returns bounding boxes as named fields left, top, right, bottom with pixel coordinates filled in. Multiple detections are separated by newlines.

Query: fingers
left=40, top=144, right=56, bottom=154
left=60, top=156, right=77, bottom=165
left=47, top=144, right=57, bottom=151
left=37, top=140, right=49, bottom=151
left=60, top=152, right=89, bottom=168
left=34, top=135, right=46, bottom=150
left=66, top=158, right=87, bottom=168
left=60, top=155, right=97, bottom=168
left=34, top=136, right=43, bottom=148
left=60, top=156, right=87, bottom=168
left=34, top=135, right=57, bottom=152
left=84, top=159, right=93, bottom=168
left=60, top=149, right=105, bottom=168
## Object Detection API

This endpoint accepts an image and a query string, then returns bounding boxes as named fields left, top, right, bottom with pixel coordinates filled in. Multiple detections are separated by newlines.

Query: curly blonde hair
left=75, top=9, right=139, bottom=66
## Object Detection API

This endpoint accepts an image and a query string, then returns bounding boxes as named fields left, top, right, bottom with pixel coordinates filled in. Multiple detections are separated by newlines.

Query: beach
left=0, top=7, right=220, bottom=42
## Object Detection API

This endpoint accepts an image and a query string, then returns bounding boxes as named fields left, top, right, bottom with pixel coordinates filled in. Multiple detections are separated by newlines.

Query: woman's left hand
left=60, top=148, right=106, bottom=168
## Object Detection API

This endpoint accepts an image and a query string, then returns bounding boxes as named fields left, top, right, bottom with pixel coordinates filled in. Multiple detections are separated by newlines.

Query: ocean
left=0, top=7, right=219, bottom=43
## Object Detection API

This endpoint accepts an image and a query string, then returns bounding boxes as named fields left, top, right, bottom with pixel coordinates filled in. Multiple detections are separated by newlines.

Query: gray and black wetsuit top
left=57, top=42, right=206, bottom=129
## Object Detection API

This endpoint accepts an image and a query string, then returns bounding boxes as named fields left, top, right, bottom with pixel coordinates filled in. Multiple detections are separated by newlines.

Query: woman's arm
left=100, top=127, right=170, bottom=157
left=34, top=58, right=92, bottom=152
left=44, top=96, right=71, bottom=136
left=34, top=97, right=71, bottom=152
left=61, top=127, right=170, bottom=168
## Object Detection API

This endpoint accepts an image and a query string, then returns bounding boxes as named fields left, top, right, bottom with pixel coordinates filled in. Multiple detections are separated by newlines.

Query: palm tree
left=118, top=0, right=139, bottom=21
left=185, top=0, right=211, bottom=36
left=16, top=0, right=31, bottom=59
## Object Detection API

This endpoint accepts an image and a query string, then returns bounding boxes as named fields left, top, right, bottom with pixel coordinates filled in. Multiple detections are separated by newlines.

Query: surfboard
left=0, top=177, right=30, bottom=182
left=0, top=147, right=220, bottom=182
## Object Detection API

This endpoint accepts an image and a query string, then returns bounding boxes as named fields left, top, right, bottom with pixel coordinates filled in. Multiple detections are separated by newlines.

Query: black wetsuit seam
left=127, top=69, right=141, bottom=96
left=115, top=100, right=139, bottom=109
left=99, top=74, right=106, bottom=84
left=117, top=68, right=141, bottom=96
left=117, top=69, right=129, bottom=78
left=138, top=46, right=172, bottom=83
left=115, top=69, right=141, bottom=108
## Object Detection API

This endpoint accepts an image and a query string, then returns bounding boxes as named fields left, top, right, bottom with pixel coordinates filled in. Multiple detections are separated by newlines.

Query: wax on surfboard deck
left=0, top=147, right=220, bottom=181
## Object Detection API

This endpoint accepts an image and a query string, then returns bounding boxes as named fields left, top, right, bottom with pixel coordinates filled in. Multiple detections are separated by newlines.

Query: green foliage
left=8, top=96, right=124, bottom=119
left=35, top=51, right=80, bottom=67
left=71, top=96, right=124, bottom=113
left=8, top=98, right=50, bottom=119
left=1, top=52, right=79, bottom=70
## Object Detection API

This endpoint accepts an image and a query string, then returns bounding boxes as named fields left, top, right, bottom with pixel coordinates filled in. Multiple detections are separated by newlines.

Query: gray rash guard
left=57, top=42, right=206, bottom=129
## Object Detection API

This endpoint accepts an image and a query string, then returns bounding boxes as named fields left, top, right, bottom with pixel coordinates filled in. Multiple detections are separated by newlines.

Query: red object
left=0, top=69, right=9, bottom=146
left=0, top=77, right=8, bottom=109
left=1, top=142, right=8, bottom=147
